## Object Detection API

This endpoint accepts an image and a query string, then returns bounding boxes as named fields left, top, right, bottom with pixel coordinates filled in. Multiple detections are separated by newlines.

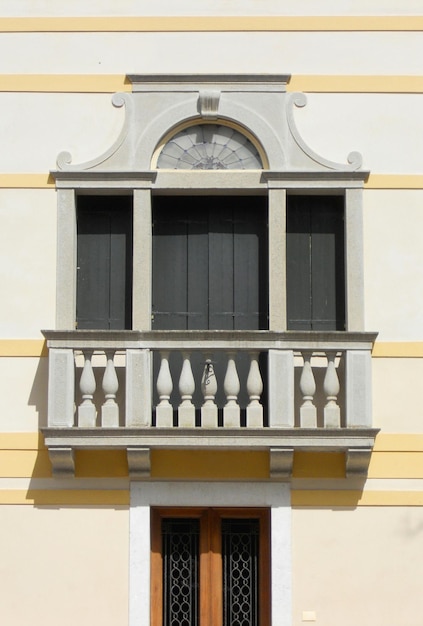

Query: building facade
left=1, top=3, right=423, bottom=625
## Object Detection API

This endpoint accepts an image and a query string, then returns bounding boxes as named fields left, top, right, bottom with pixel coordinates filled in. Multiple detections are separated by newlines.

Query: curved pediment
left=53, top=74, right=364, bottom=178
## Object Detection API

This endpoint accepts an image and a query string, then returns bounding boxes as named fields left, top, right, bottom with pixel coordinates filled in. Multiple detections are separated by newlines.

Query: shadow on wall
left=28, top=355, right=48, bottom=429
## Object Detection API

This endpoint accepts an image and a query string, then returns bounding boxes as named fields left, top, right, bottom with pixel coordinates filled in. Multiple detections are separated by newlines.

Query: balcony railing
left=42, top=330, right=378, bottom=478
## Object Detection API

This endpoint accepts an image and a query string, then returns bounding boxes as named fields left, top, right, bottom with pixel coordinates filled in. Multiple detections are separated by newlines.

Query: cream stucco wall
left=1, top=32, right=422, bottom=75
left=0, top=190, right=56, bottom=336
left=292, top=506, right=423, bottom=625
left=0, top=505, right=129, bottom=626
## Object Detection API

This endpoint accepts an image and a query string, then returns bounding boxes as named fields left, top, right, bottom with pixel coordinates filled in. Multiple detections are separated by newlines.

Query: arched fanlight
left=157, top=124, right=263, bottom=170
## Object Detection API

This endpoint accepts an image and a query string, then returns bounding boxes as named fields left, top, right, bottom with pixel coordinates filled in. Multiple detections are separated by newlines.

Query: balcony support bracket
left=48, top=446, right=75, bottom=478
left=346, top=447, right=373, bottom=477
left=270, top=447, right=294, bottom=480
left=127, top=447, right=151, bottom=480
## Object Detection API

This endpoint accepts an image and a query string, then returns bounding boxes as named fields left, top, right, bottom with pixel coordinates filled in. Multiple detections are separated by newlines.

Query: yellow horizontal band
left=1, top=339, right=423, bottom=357
left=1, top=16, right=423, bottom=33
left=0, top=174, right=54, bottom=189
left=0, top=339, right=47, bottom=357
left=0, top=74, right=130, bottom=93
left=1, top=173, right=423, bottom=191
left=1, top=488, right=423, bottom=506
left=372, top=341, right=423, bottom=357
left=0, top=489, right=129, bottom=505
left=368, top=452, right=423, bottom=479
left=2, top=74, right=423, bottom=94
left=290, top=75, right=423, bottom=93
left=0, top=433, right=45, bottom=450
left=292, top=489, right=423, bottom=507
left=374, top=434, right=423, bottom=452
left=365, top=175, right=423, bottom=189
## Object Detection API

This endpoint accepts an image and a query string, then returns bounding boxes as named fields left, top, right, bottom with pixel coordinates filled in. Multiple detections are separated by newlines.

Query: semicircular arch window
left=156, top=124, right=263, bottom=170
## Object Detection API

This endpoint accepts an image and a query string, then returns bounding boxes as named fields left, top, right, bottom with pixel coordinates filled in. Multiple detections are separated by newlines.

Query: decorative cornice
left=127, top=74, right=290, bottom=91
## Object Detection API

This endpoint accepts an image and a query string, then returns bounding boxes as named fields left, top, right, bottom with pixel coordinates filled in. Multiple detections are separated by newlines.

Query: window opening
left=76, top=195, right=133, bottom=330
left=286, top=195, right=345, bottom=330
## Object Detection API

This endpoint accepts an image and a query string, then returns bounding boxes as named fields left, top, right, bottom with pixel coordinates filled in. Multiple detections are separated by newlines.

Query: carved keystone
left=198, top=90, right=220, bottom=119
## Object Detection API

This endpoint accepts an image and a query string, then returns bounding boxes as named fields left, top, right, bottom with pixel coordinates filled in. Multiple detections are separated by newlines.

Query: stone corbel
left=346, top=448, right=372, bottom=477
left=270, top=447, right=294, bottom=480
left=48, top=447, right=75, bottom=478
left=198, top=90, right=220, bottom=119
left=127, top=447, right=151, bottom=480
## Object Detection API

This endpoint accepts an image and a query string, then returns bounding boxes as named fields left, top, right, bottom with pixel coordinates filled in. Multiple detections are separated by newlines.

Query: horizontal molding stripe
left=1, top=339, right=423, bottom=357
left=1, top=489, right=423, bottom=506
left=1, top=16, right=423, bottom=33
left=3, top=339, right=423, bottom=358
left=1, top=173, right=423, bottom=191
left=365, top=175, right=423, bottom=189
left=290, top=75, right=423, bottom=93
left=0, top=339, right=47, bottom=357
left=374, top=434, right=423, bottom=452
left=0, top=174, right=54, bottom=189
left=0, top=489, right=129, bottom=505
left=292, top=489, right=423, bottom=507
left=372, top=341, right=423, bottom=357
left=2, top=75, right=423, bottom=94
left=3, top=432, right=423, bottom=453
left=368, top=452, right=423, bottom=479
left=0, top=433, right=46, bottom=450
left=0, top=74, right=130, bottom=93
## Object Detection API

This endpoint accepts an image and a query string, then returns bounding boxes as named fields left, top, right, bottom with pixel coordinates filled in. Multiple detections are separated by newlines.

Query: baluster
left=201, top=357, right=218, bottom=427
left=223, top=352, right=241, bottom=427
left=101, top=350, right=119, bottom=427
left=78, top=350, right=97, bottom=427
left=156, top=351, right=173, bottom=427
left=246, top=351, right=263, bottom=427
left=299, top=351, right=317, bottom=427
left=323, top=351, right=341, bottom=428
left=178, top=351, right=196, bottom=428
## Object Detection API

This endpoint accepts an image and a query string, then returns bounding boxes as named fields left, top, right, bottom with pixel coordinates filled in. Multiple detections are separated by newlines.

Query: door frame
left=129, top=481, right=291, bottom=626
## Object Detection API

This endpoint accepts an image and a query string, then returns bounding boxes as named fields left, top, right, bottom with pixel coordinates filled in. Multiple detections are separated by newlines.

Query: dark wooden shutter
left=287, top=195, right=345, bottom=330
left=77, top=195, right=132, bottom=329
left=152, top=196, right=268, bottom=331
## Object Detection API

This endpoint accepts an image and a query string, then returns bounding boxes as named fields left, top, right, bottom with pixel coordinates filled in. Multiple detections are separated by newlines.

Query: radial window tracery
left=157, top=124, right=263, bottom=170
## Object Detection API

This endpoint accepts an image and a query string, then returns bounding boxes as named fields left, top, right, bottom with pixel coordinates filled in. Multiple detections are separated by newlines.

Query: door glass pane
left=162, top=518, right=200, bottom=626
left=222, top=519, right=260, bottom=626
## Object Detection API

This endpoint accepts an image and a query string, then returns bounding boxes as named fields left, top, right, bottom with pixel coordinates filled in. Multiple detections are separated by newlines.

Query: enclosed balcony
left=42, top=330, right=378, bottom=479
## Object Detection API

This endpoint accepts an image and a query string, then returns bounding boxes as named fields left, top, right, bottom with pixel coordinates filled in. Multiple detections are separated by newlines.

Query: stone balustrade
left=42, top=330, right=378, bottom=477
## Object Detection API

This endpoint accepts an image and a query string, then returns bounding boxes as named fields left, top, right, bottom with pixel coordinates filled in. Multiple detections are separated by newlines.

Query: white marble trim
left=129, top=481, right=291, bottom=626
